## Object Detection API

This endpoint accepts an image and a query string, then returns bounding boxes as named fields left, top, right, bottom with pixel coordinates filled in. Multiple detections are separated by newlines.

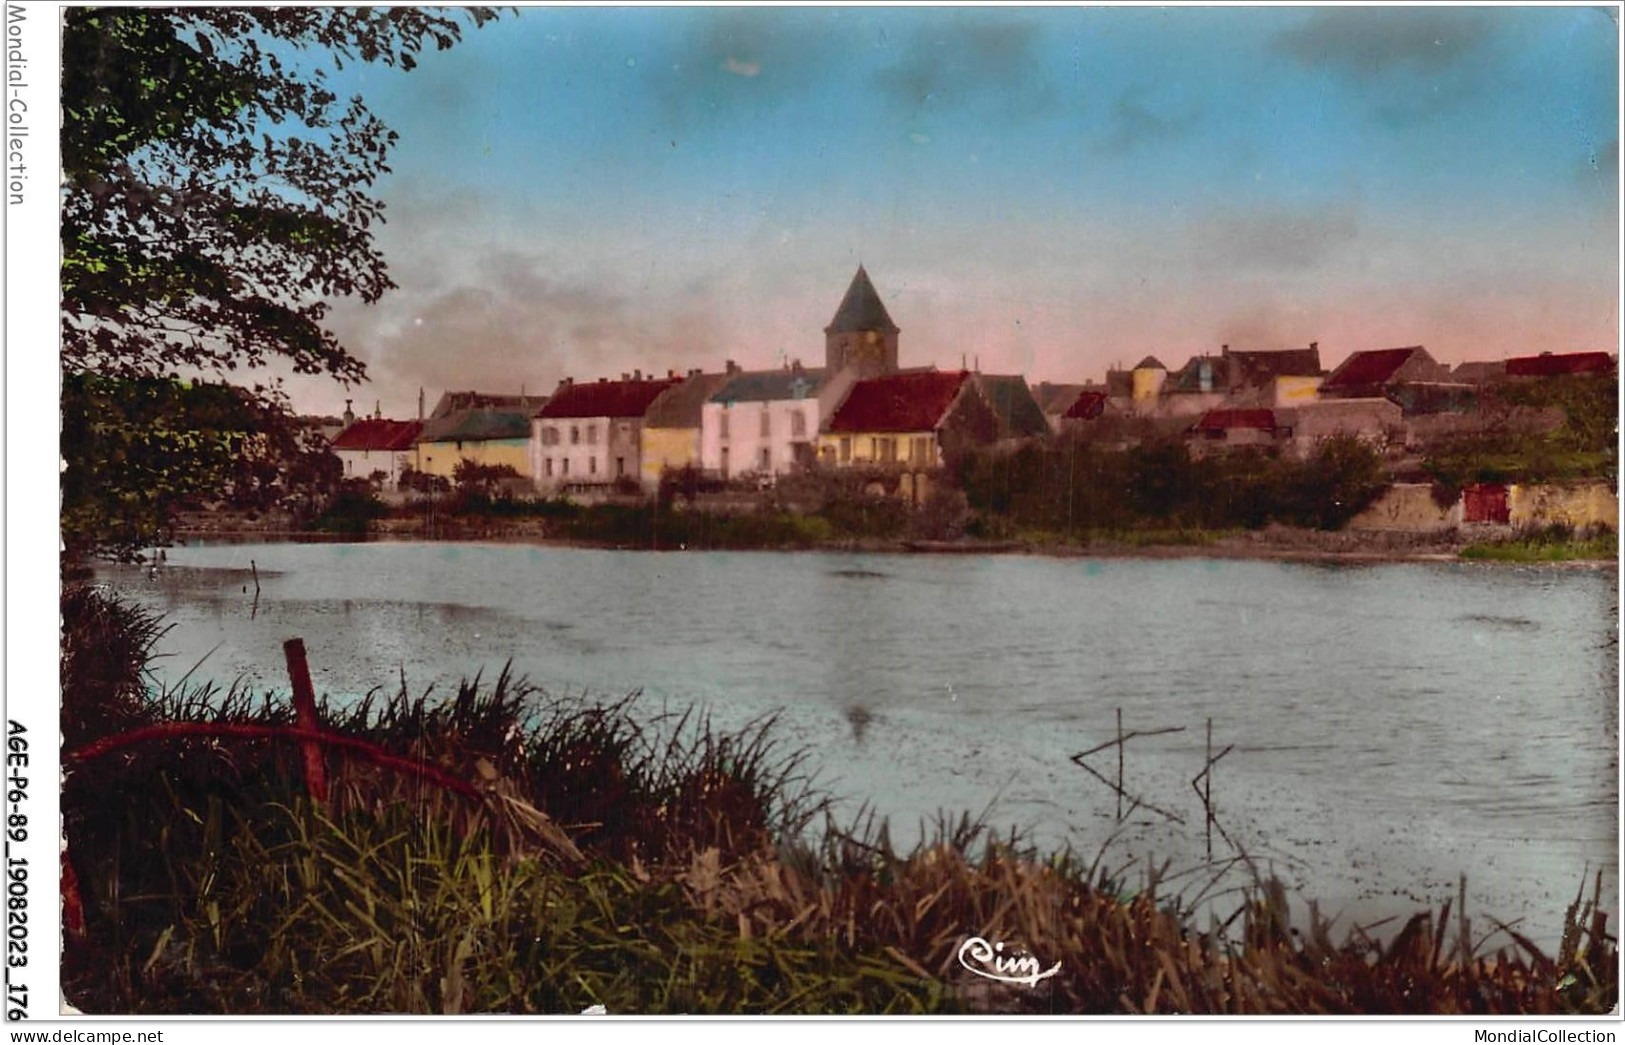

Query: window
left=618, top=422, right=631, bottom=443
left=589, top=456, right=597, bottom=475
left=879, top=438, right=897, bottom=463
left=587, top=424, right=598, bottom=445
left=791, top=410, right=806, bottom=438
left=570, top=426, right=580, bottom=445
left=760, top=410, right=771, bottom=438
left=759, top=447, right=771, bottom=471
left=839, top=437, right=851, bottom=463
left=912, top=437, right=932, bottom=464
left=543, top=426, right=558, bottom=446
left=562, top=459, right=570, bottom=475
left=720, top=412, right=730, bottom=439
left=721, top=447, right=730, bottom=477
left=545, top=458, right=553, bottom=477
left=616, top=457, right=625, bottom=477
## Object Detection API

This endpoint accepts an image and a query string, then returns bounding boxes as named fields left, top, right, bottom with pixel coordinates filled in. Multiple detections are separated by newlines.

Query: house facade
left=700, top=363, right=858, bottom=479
left=330, top=417, right=423, bottom=486
left=639, top=370, right=732, bottom=491
left=817, top=370, right=999, bottom=471
left=413, top=392, right=549, bottom=480
left=532, top=375, right=681, bottom=492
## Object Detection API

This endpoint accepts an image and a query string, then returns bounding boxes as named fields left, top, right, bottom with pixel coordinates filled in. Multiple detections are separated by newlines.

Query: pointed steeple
left=825, top=265, right=899, bottom=335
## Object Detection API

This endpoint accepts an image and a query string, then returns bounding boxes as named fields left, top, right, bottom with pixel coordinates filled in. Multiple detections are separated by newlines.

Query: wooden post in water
left=282, top=638, right=329, bottom=803
left=1205, top=717, right=1213, bottom=861
left=250, top=559, right=261, bottom=596
left=1115, top=707, right=1124, bottom=823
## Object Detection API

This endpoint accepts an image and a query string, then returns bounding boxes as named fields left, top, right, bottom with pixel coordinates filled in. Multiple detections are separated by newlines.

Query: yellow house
left=415, top=408, right=536, bottom=480
left=637, top=371, right=731, bottom=491
left=817, top=370, right=998, bottom=471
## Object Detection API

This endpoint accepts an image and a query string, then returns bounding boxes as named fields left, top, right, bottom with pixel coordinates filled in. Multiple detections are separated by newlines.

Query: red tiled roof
left=1322, top=346, right=1426, bottom=390
left=329, top=419, right=423, bottom=452
left=1504, top=352, right=1615, bottom=377
left=1063, top=391, right=1108, bottom=420
left=1191, top=409, right=1277, bottom=432
left=826, top=370, right=971, bottom=433
left=537, top=378, right=682, bottom=420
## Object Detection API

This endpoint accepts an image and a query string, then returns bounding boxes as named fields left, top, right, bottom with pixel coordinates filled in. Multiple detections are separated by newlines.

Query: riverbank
left=170, top=511, right=1617, bottom=567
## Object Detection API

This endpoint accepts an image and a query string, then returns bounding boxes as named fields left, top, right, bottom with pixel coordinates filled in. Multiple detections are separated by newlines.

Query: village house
left=975, top=373, right=1051, bottom=444
left=1503, top=351, right=1616, bottom=378
left=1275, top=397, right=1402, bottom=457
left=330, top=405, right=423, bottom=487
left=1032, top=382, right=1106, bottom=432
left=1319, top=345, right=1450, bottom=403
left=817, top=369, right=1000, bottom=475
left=638, top=369, right=733, bottom=491
left=414, top=391, right=548, bottom=481
left=532, top=373, right=681, bottom=492
left=700, top=361, right=857, bottom=480
left=1219, top=344, right=1324, bottom=405
left=1185, top=408, right=1284, bottom=458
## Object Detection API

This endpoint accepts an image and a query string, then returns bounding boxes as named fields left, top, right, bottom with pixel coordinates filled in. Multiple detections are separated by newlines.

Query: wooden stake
left=1205, top=717, right=1213, bottom=861
left=282, top=638, right=329, bottom=803
left=1116, top=707, right=1124, bottom=823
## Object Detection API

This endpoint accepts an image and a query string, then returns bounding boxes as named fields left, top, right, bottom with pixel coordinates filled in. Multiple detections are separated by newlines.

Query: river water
left=96, top=541, right=1618, bottom=946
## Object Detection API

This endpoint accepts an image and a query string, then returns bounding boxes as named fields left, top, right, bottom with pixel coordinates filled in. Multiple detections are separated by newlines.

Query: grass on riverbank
left=1460, top=525, right=1618, bottom=563
left=61, top=588, right=1619, bottom=1014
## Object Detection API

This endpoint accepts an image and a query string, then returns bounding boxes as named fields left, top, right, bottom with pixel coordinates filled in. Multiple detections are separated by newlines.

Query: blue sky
left=287, top=5, right=1617, bottom=418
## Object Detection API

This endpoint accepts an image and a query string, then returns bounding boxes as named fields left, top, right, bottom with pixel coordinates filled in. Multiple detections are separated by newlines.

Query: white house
left=532, top=374, right=682, bottom=493
left=699, top=362, right=857, bottom=479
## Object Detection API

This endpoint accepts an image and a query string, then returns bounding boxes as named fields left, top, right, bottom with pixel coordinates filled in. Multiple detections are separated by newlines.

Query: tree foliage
left=61, top=375, right=343, bottom=561
left=61, top=6, right=498, bottom=381
left=60, top=8, right=496, bottom=561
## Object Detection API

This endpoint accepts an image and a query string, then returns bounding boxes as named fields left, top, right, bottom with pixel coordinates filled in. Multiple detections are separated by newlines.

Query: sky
left=189, top=7, right=1625, bottom=417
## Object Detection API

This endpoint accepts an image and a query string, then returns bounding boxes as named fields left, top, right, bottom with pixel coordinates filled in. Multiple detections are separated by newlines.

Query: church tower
left=824, top=265, right=899, bottom=377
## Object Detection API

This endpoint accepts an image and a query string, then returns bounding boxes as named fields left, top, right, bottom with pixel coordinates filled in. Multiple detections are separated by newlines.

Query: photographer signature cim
left=957, top=936, right=1062, bottom=987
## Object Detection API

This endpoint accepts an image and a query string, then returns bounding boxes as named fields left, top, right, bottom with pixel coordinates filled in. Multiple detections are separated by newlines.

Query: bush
left=313, top=480, right=389, bottom=535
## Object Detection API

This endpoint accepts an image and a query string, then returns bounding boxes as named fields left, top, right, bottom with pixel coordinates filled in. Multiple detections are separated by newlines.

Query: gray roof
left=825, top=266, right=898, bottom=334
left=418, top=407, right=533, bottom=443
left=976, top=374, right=1050, bottom=439
left=643, top=372, right=734, bottom=428
left=709, top=368, right=829, bottom=404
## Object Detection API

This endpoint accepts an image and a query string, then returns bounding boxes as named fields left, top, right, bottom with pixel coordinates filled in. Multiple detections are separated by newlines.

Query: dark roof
left=537, top=377, right=682, bottom=420
left=330, top=418, right=423, bottom=452
left=419, top=409, right=530, bottom=443
left=975, top=374, right=1049, bottom=438
left=709, top=368, right=828, bottom=405
left=825, top=265, right=898, bottom=334
left=1133, top=355, right=1167, bottom=371
left=1226, top=346, right=1323, bottom=386
left=644, top=372, right=733, bottom=428
left=826, top=370, right=970, bottom=433
left=1105, top=369, right=1133, bottom=397
left=1062, top=391, right=1109, bottom=421
left=428, top=391, right=548, bottom=419
left=1191, top=409, right=1278, bottom=432
left=1504, top=351, right=1615, bottom=377
left=1167, top=355, right=1228, bottom=393
left=1032, top=382, right=1097, bottom=414
left=1322, top=346, right=1428, bottom=391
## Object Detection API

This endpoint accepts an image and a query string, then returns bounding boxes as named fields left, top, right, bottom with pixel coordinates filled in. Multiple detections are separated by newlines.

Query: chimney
left=620, top=372, right=629, bottom=381
left=599, top=376, right=609, bottom=383
left=667, top=369, right=675, bottom=379
left=634, top=368, right=642, bottom=381
left=1309, top=342, right=1318, bottom=352
left=417, top=388, right=424, bottom=421
left=374, top=400, right=381, bottom=420
left=791, top=358, right=803, bottom=375
left=726, top=359, right=740, bottom=375
left=1222, top=344, right=1230, bottom=356
left=342, top=399, right=354, bottom=426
